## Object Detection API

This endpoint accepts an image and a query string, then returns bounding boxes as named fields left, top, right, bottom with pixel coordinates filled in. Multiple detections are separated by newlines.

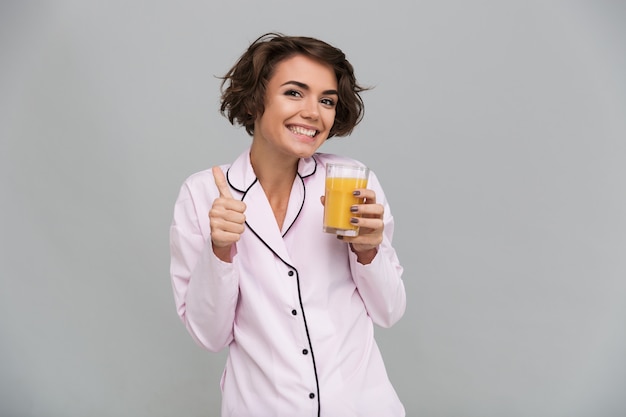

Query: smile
left=288, top=125, right=318, bottom=137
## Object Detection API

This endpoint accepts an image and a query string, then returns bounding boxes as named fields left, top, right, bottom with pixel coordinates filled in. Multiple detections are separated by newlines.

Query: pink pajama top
left=170, top=149, right=406, bottom=417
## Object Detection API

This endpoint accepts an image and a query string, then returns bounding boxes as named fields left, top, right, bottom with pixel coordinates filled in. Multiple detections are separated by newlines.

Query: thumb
left=212, top=166, right=233, bottom=198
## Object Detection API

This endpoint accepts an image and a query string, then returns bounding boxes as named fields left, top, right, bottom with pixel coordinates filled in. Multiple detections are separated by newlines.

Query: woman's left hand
left=345, top=188, right=383, bottom=255
left=321, top=188, right=383, bottom=264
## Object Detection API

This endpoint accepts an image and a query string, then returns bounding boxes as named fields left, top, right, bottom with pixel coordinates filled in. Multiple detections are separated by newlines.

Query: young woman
left=170, top=32, right=406, bottom=417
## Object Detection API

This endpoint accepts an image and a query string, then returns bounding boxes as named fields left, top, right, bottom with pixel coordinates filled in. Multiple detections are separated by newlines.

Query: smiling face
left=251, top=54, right=338, bottom=164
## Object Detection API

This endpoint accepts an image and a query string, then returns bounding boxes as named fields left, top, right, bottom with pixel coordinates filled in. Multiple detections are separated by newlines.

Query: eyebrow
left=281, top=80, right=338, bottom=96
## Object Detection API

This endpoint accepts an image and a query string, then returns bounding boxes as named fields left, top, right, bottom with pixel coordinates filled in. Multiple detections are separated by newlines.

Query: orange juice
left=323, top=176, right=368, bottom=236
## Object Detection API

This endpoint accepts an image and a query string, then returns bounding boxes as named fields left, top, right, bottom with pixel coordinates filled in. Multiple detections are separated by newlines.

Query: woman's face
left=252, top=54, right=338, bottom=161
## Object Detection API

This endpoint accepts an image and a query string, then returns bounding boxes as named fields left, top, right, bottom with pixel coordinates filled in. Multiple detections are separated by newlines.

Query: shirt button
left=291, top=309, right=297, bottom=316
left=302, top=349, right=308, bottom=355
left=288, top=270, right=294, bottom=277
left=309, top=393, right=315, bottom=399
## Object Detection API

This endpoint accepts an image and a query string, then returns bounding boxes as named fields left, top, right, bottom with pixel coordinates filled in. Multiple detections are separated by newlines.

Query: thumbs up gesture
left=209, top=166, right=247, bottom=261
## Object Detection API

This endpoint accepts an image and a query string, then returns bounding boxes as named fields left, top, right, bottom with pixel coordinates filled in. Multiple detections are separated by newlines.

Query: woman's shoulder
left=178, top=164, right=230, bottom=197
left=181, top=167, right=215, bottom=187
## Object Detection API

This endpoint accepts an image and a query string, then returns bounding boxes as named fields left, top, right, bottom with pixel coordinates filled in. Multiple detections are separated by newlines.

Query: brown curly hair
left=219, top=32, right=369, bottom=138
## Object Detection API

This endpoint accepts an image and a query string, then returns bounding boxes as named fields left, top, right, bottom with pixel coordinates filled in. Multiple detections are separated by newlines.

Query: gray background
left=1, top=1, right=625, bottom=416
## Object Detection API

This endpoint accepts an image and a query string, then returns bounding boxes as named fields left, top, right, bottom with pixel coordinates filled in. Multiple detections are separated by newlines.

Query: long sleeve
left=169, top=179, right=239, bottom=352
left=349, top=172, right=406, bottom=328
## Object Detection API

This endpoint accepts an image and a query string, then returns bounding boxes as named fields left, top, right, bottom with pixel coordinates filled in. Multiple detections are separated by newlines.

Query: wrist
left=350, top=244, right=378, bottom=265
left=212, top=243, right=233, bottom=263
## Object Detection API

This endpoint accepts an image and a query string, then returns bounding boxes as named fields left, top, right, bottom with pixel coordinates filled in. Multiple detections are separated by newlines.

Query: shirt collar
left=226, top=148, right=319, bottom=193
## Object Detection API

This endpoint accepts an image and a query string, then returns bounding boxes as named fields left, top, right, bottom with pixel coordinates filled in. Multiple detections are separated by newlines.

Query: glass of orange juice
left=323, top=163, right=370, bottom=236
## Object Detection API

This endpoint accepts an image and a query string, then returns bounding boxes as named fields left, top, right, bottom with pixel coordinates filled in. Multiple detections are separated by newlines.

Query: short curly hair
left=219, top=32, right=369, bottom=138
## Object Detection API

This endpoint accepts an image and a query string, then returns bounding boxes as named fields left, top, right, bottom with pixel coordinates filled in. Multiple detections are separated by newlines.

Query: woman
left=170, top=32, right=406, bottom=417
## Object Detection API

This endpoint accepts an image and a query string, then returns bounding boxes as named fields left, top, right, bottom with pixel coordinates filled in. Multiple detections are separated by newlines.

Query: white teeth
left=289, top=126, right=316, bottom=137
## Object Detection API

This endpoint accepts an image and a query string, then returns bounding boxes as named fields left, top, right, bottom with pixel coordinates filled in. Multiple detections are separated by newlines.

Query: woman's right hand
left=209, top=166, right=247, bottom=262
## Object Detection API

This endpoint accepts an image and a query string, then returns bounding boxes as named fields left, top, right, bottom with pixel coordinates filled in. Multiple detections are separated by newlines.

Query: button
left=288, top=270, right=294, bottom=277
left=291, top=309, right=297, bottom=316
left=302, top=349, right=308, bottom=355
left=309, top=393, right=315, bottom=399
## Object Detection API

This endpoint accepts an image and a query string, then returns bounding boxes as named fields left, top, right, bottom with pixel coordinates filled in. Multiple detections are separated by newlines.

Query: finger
left=320, top=195, right=325, bottom=206
left=210, top=216, right=246, bottom=235
left=354, top=189, right=376, bottom=204
left=210, top=198, right=247, bottom=221
left=352, top=203, right=384, bottom=218
left=350, top=216, right=384, bottom=231
left=212, top=166, right=233, bottom=199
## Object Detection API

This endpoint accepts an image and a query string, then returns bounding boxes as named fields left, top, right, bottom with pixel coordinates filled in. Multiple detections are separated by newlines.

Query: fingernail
left=350, top=206, right=358, bottom=212
left=350, top=217, right=359, bottom=224
left=353, top=191, right=361, bottom=196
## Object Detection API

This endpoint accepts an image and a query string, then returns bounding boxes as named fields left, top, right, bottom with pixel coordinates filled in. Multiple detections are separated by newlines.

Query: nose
left=300, top=99, right=319, bottom=120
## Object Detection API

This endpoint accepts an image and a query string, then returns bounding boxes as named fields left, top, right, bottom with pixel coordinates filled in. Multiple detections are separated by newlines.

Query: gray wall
left=2, top=1, right=626, bottom=416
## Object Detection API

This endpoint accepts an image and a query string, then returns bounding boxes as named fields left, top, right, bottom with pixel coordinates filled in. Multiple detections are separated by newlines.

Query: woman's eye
left=321, top=98, right=336, bottom=106
left=285, top=89, right=302, bottom=97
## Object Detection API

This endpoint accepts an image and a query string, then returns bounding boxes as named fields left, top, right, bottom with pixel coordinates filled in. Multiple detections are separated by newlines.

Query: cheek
left=325, top=109, right=337, bottom=127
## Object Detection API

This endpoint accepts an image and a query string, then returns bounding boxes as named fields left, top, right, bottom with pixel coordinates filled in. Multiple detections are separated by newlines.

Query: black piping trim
left=281, top=173, right=306, bottom=238
left=244, top=224, right=321, bottom=416
left=301, top=155, right=319, bottom=180
left=225, top=168, right=248, bottom=194
left=230, top=164, right=321, bottom=416
left=225, top=155, right=318, bottom=193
